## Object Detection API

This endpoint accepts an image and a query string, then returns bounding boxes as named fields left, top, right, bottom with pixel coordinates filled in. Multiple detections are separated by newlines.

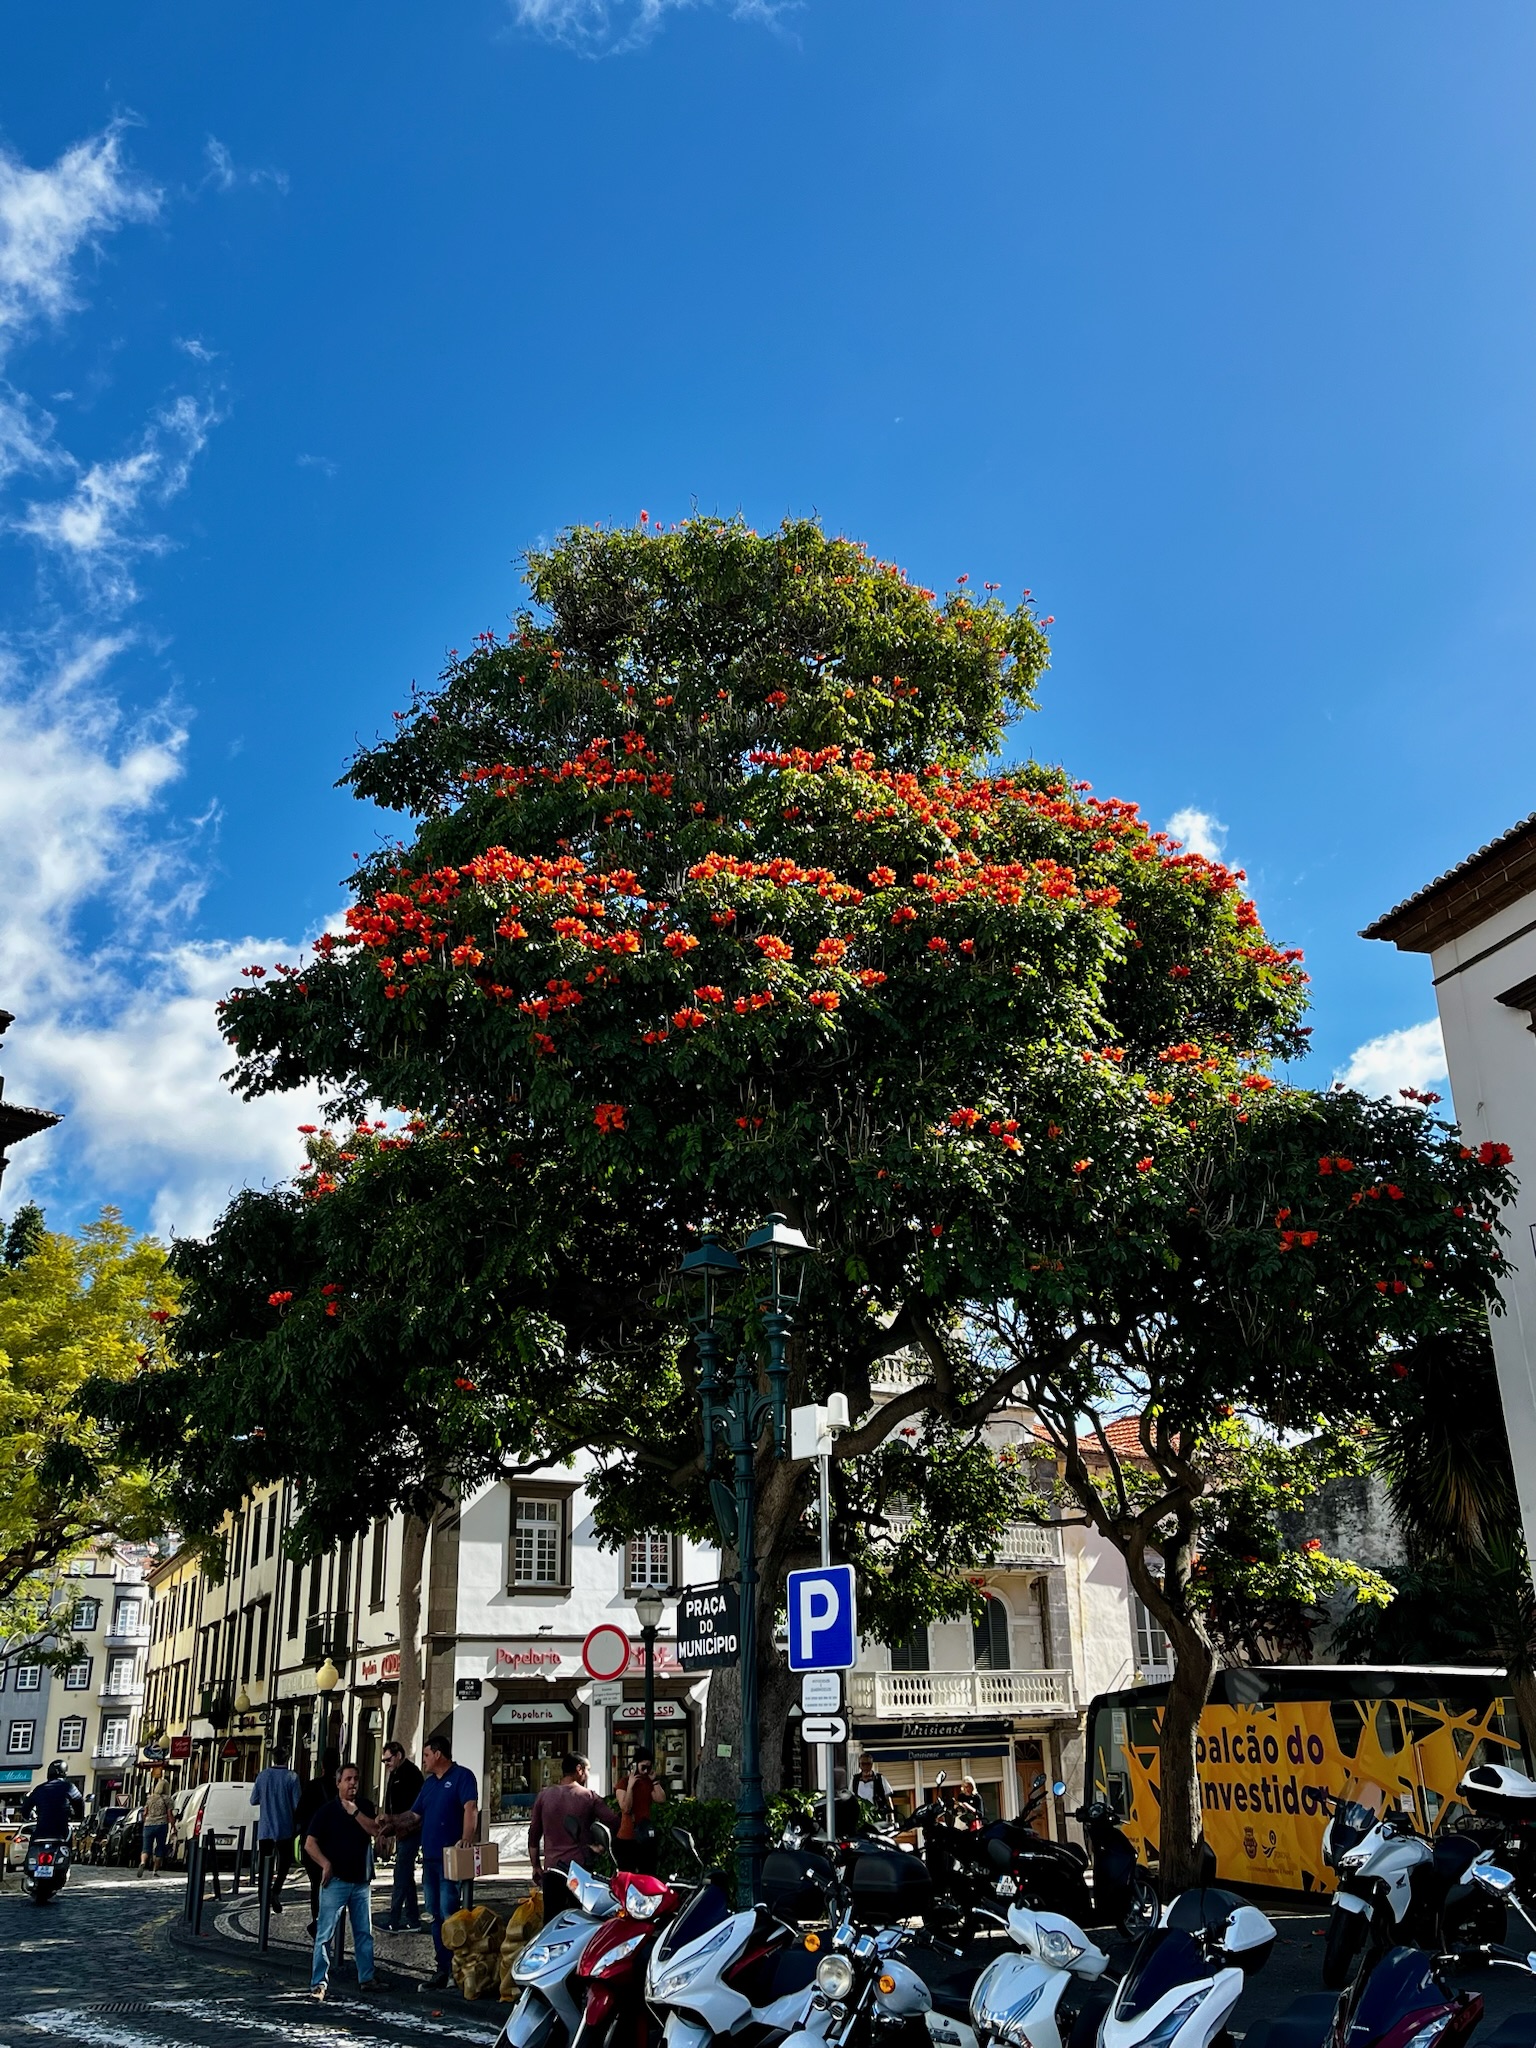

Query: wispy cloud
left=0, top=123, right=159, bottom=346
left=296, top=451, right=337, bottom=477
left=1164, top=805, right=1229, bottom=863
left=506, top=0, right=785, bottom=54
left=202, top=136, right=288, bottom=196
left=1335, top=1019, right=1449, bottom=1101
left=16, top=394, right=218, bottom=608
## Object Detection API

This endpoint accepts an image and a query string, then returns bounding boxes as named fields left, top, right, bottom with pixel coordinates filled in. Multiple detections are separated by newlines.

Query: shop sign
left=676, top=1584, right=740, bottom=1671
left=456, top=1678, right=483, bottom=1702
left=490, top=1701, right=575, bottom=1726
left=612, top=1700, right=687, bottom=1724
left=0, top=1767, right=34, bottom=1785
left=853, top=1718, right=1016, bottom=1742
left=495, top=1645, right=567, bottom=1674
left=358, top=1650, right=402, bottom=1684
left=169, top=1735, right=191, bottom=1759
left=141, top=1743, right=169, bottom=1763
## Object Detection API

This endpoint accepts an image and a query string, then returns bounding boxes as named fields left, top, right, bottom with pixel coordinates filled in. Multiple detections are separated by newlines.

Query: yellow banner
left=1103, top=1691, right=1522, bottom=1894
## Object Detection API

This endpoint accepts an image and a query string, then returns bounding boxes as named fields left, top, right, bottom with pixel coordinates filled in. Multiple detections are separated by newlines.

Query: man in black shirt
left=303, top=1762, right=383, bottom=2000
left=381, top=1740, right=426, bottom=1931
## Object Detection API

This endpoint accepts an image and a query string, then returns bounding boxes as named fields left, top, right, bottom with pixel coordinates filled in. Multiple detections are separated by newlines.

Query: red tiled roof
left=1030, top=1417, right=1151, bottom=1459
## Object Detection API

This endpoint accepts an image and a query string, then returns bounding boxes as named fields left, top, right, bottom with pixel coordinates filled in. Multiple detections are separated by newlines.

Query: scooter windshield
left=652, top=1882, right=732, bottom=1966
left=1114, top=1931, right=1209, bottom=2021
left=1345, top=1949, right=1443, bottom=2048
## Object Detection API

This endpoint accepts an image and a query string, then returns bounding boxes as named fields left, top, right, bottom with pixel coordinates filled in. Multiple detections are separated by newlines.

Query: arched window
left=973, top=1596, right=1011, bottom=1672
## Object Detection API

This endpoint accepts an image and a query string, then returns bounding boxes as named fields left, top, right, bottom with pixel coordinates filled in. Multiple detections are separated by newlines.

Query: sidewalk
left=177, top=1862, right=536, bottom=1998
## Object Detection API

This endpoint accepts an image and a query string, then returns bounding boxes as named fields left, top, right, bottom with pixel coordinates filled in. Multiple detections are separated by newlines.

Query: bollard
left=183, top=1834, right=198, bottom=1922
left=257, top=1842, right=273, bottom=1954
left=191, top=1836, right=207, bottom=1936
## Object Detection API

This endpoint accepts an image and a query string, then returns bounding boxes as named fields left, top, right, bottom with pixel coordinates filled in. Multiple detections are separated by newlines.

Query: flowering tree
left=96, top=521, right=1513, bottom=1850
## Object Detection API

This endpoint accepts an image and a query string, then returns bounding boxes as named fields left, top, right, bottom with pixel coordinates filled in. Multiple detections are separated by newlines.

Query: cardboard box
left=444, top=1842, right=500, bottom=1882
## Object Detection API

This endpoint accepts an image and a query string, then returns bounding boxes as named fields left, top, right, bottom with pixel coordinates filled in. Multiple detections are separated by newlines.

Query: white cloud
left=16, top=394, right=216, bottom=606
left=1335, top=1019, right=1449, bottom=1101
left=0, top=124, right=158, bottom=349
left=507, top=0, right=783, bottom=53
left=202, top=137, right=288, bottom=196
left=1164, top=806, right=1229, bottom=863
left=296, top=452, right=337, bottom=477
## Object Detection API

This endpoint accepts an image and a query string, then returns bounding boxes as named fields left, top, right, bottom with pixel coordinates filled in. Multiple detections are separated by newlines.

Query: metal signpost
left=788, top=1395, right=852, bottom=1846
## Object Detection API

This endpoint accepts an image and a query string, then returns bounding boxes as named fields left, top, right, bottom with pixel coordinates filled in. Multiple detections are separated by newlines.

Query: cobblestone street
left=0, top=1868, right=504, bottom=2046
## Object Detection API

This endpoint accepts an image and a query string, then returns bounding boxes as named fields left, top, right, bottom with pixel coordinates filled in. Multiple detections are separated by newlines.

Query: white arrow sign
left=801, top=1714, right=848, bottom=1746
left=801, top=1671, right=841, bottom=1714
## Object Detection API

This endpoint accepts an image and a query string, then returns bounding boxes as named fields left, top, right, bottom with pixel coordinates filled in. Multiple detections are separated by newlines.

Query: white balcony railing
left=880, top=1518, right=1063, bottom=1567
left=99, top=1679, right=145, bottom=1703
left=847, top=1668, right=1074, bottom=1717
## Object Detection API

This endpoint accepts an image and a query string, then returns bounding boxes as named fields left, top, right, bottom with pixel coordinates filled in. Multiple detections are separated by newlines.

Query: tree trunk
left=393, top=1510, right=430, bottom=1756
left=1157, top=1614, right=1218, bottom=1897
left=1510, top=1668, right=1536, bottom=1766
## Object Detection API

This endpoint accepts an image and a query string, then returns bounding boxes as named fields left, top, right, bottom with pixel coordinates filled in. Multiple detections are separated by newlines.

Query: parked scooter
left=1101, top=1888, right=1275, bottom=2048
left=21, top=1832, right=73, bottom=1906
left=570, top=1866, right=695, bottom=2048
left=502, top=1860, right=623, bottom=2048
left=1322, top=1807, right=1509, bottom=1990
left=924, top=1903, right=1112, bottom=2048
left=779, top=1911, right=939, bottom=2048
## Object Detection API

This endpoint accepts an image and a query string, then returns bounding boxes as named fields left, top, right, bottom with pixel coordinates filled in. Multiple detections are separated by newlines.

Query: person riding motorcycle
left=21, top=1761, right=83, bottom=1841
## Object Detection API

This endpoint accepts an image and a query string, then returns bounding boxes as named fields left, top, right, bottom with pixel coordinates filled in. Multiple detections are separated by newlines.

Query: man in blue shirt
left=249, top=1748, right=302, bottom=1909
left=392, top=1734, right=478, bottom=1989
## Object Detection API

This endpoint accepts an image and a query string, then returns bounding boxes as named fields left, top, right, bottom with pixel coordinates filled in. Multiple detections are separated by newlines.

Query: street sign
left=169, top=1734, right=191, bottom=1759
left=801, top=1715, right=848, bottom=1746
left=675, top=1583, right=741, bottom=1672
left=801, top=1671, right=841, bottom=1714
left=582, top=1623, right=632, bottom=1681
left=587, top=1679, right=625, bottom=1707
left=786, top=1564, right=857, bottom=1671
left=455, top=1677, right=483, bottom=1701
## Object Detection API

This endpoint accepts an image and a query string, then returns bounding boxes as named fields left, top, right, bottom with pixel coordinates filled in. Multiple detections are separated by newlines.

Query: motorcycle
left=502, top=1859, right=623, bottom=2048
left=570, top=1866, right=693, bottom=2048
left=780, top=1911, right=939, bottom=2048
left=1323, top=1805, right=1510, bottom=1990
left=1101, top=1887, right=1275, bottom=2048
left=22, top=1833, right=73, bottom=1906
left=925, top=1902, right=1112, bottom=2048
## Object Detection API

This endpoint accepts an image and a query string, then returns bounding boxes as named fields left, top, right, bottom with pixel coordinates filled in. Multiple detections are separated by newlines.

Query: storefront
left=488, top=1699, right=578, bottom=1822
left=352, top=1648, right=401, bottom=1801
left=610, top=1698, right=691, bottom=1798
left=850, top=1720, right=1066, bottom=1829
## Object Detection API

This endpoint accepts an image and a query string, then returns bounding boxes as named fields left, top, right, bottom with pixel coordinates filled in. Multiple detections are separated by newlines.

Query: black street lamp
left=634, top=1586, right=664, bottom=1760
left=681, top=1211, right=810, bottom=1905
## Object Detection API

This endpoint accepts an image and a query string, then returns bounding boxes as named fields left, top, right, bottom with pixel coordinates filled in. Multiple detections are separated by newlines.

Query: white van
left=181, top=1781, right=258, bottom=1860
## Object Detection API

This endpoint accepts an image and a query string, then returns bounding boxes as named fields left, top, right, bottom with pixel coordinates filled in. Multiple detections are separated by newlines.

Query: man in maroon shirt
left=529, top=1754, right=619, bottom=1921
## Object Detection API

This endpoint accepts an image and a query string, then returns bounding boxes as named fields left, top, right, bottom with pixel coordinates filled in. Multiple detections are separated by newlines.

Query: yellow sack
left=500, top=1889, right=545, bottom=2000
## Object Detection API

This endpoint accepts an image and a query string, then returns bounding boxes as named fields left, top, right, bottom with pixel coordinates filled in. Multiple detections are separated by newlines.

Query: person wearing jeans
left=303, top=1761, right=382, bottom=2002
left=391, top=1733, right=479, bottom=1990
left=381, top=1740, right=425, bottom=1930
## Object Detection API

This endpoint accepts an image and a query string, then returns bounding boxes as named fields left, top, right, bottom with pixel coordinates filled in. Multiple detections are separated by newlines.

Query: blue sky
left=2, top=0, right=1534, bottom=1237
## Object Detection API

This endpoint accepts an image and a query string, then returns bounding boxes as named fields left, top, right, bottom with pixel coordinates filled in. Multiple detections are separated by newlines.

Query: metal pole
left=820, top=1442, right=835, bottom=1849
left=733, top=1342, right=764, bottom=1907
left=257, top=1842, right=272, bottom=1954
left=642, top=1625, right=657, bottom=1760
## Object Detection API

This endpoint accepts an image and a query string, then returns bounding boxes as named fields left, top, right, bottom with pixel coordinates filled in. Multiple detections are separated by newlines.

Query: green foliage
left=0, top=1210, right=175, bottom=1640
left=4, top=1203, right=45, bottom=1268
left=653, top=1795, right=739, bottom=1893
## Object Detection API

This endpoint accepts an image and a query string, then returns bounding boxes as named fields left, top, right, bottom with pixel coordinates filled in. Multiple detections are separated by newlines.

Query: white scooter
left=1102, top=1889, right=1274, bottom=2048
left=502, top=1863, right=621, bottom=2048
left=925, top=1904, right=1111, bottom=2048
left=645, top=1873, right=834, bottom=2048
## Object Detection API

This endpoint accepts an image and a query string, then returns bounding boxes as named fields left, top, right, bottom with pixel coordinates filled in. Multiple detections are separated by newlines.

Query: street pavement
left=5, top=1868, right=1536, bottom=2048
left=0, top=1866, right=505, bottom=2046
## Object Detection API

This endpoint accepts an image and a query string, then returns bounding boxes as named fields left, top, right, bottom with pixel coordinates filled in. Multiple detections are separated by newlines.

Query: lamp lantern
left=634, top=1587, right=665, bottom=1632
left=314, top=1657, right=340, bottom=1694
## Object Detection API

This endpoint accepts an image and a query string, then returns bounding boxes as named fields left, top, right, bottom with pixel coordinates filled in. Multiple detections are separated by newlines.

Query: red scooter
left=571, top=1867, right=686, bottom=2048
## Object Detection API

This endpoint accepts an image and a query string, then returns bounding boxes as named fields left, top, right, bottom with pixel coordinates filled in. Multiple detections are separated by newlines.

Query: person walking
left=249, top=1748, right=302, bottom=1910
left=852, top=1753, right=895, bottom=1815
left=529, top=1753, right=618, bottom=1923
left=304, top=1761, right=383, bottom=2002
left=138, top=1777, right=172, bottom=1876
left=392, top=1734, right=479, bottom=1992
left=295, top=1756, right=338, bottom=1936
left=380, top=1740, right=424, bottom=1931
left=614, top=1750, right=666, bottom=1877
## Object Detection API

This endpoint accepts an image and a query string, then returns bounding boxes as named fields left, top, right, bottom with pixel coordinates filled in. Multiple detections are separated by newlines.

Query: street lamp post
left=634, top=1588, right=664, bottom=1760
left=681, top=1211, right=810, bottom=1906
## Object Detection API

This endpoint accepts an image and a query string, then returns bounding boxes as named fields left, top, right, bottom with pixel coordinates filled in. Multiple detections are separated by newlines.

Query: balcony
left=847, top=1668, right=1075, bottom=1719
left=303, top=1610, right=351, bottom=1668
left=92, top=1741, right=132, bottom=1763
left=104, top=1618, right=150, bottom=1648
left=881, top=1517, right=1063, bottom=1568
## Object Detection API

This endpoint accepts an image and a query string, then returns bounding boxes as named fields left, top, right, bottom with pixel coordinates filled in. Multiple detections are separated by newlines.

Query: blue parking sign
left=786, top=1563, right=858, bottom=1671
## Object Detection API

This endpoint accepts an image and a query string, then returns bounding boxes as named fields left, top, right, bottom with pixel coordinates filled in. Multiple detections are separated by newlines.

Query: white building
left=1365, top=815, right=1536, bottom=1559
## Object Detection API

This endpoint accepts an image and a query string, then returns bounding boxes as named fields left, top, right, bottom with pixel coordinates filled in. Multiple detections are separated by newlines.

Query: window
left=266, top=1494, right=278, bottom=1559
left=889, top=1624, right=930, bottom=1672
left=64, top=1658, right=90, bottom=1691
left=71, top=1598, right=99, bottom=1632
left=99, top=1714, right=129, bottom=1756
left=513, top=1497, right=565, bottom=1587
left=230, top=1511, right=244, bottom=1578
left=250, top=1500, right=263, bottom=1562
left=626, top=1534, right=672, bottom=1591
left=1131, top=1596, right=1170, bottom=1676
left=240, top=1606, right=255, bottom=1684
left=112, top=1597, right=142, bottom=1636
left=369, top=1519, right=388, bottom=1609
left=7, top=1720, right=36, bottom=1754
left=106, top=1653, right=136, bottom=1693
left=972, top=1596, right=1012, bottom=1672
left=287, top=1557, right=302, bottom=1639
left=57, top=1715, right=86, bottom=1753
left=14, top=1660, right=41, bottom=1693
left=255, top=1599, right=269, bottom=1680
left=0, top=1663, right=7, bottom=1692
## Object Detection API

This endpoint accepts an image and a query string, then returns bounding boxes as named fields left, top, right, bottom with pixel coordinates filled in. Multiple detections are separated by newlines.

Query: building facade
left=1365, top=814, right=1536, bottom=1559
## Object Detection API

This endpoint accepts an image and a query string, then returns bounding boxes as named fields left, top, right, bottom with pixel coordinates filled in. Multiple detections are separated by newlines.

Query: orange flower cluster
left=593, top=1102, right=627, bottom=1132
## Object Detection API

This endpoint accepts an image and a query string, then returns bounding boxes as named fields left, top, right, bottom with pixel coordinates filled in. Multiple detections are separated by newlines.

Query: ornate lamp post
left=634, top=1587, right=664, bottom=1760
left=680, top=1211, right=810, bottom=1905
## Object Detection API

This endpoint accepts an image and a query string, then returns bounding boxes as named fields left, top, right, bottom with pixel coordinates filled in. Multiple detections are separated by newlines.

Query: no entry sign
left=582, top=1623, right=632, bottom=1681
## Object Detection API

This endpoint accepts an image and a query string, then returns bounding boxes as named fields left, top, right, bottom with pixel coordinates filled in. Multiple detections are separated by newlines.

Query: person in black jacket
left=380, top=1741, right=425, bottom=1930
left=295, top=1756, right=339, bottom=1936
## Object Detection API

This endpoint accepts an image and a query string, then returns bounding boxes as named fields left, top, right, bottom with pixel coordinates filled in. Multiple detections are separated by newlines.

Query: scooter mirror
left=1527, top=1951, right=1536, bottom=1974
left=1473, top=1862, right=1517, bottom=1896
left=591, top=1821, right=613, bottom=1853
left=935, top=1771, right=947, bottom=1787
left=1032, top=1773, right=1046, bottom=1791
left=1052, top=1782, right=1068, bottom=1798
left=673, top=1827, right=697, bottom=1860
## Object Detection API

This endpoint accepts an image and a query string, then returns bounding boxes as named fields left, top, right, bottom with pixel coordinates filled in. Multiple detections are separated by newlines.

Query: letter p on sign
left=787, top=1564, right=857, bottom=1671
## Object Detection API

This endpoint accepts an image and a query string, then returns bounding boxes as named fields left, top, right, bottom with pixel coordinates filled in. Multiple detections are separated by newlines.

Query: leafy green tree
left=0, top=1208, right=176, bottom=1648
left=94, top=521, right=1513, bottom=1865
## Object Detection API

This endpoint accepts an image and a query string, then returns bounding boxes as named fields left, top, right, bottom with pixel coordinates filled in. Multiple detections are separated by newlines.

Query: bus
left=1086, top=1665, right=1529, bottom=1896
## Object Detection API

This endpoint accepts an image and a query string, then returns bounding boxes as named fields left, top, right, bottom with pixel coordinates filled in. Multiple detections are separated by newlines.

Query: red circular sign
left=582, top=1624, right=631, bottom=1681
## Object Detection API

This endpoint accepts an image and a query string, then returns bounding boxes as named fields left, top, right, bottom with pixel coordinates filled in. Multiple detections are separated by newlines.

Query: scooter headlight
left=650, top=1922, right=736, bottom=2001
left=1037, top=1928, right=1083, bottom=1967
left=1132, top=1993, right=1204, bottom=2048
left=817, top=1954, right=857, bottom=2001
left=1402, top=2024, right=1450, bottom=2048
left=589, top=1931, right=648, bottom=1976
left=625, top=1883, right=664, bottom=1920
left=514, top=1936, right=574, bottom=1979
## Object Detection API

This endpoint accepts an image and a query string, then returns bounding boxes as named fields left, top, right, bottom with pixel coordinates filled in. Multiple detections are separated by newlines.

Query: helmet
left=47, top=1760, right=69, bottom=1781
